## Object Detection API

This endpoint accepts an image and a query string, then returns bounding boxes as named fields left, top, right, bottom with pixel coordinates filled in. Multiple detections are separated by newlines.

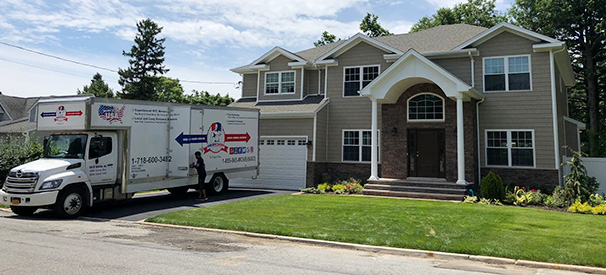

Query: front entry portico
left=360, top=49, right=483, bottom=185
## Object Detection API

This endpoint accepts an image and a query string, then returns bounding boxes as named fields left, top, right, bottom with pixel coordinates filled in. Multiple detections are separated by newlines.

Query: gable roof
left=454, top=22, right=561, bottom=50
left=0, top=94, right=40, bottom=121
left=360, top=49, right=481, bottom=103
left=315, top=33, right=404, bottom=61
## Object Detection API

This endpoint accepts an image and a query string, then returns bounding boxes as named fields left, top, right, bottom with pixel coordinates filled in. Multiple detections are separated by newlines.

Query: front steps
left=363, top=178, right=468, bottom=201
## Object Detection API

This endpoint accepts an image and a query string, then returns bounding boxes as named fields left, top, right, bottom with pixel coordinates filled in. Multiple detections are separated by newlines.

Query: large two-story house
left=229, top=22, right=584, bottom=195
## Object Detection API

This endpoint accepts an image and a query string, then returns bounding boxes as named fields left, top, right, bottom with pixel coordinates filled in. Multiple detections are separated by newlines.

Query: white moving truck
left=0, top=96, right=259, bottom=218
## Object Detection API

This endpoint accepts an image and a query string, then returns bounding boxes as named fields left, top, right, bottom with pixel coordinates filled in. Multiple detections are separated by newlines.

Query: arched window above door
left=407, top=93, right=445, bottom=122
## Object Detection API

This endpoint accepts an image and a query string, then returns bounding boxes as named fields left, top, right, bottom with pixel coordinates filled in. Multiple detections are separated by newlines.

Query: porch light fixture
left=391, top=127, right=398, bottom=136
left=306, top=140, right=313, bottom=148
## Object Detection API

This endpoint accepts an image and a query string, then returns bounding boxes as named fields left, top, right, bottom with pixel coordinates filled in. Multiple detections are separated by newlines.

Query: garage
left=229, top=137, right=308, bottom=190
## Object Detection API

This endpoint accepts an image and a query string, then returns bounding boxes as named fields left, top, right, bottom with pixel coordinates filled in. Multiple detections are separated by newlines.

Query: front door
left=408, top=129, right=445, bottom=178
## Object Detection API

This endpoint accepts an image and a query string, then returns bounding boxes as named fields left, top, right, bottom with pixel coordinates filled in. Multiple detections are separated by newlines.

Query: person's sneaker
left=197, top=197, right=208, bottom=201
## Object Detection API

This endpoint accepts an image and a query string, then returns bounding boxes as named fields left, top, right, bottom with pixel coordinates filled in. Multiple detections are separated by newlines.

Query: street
left=0, top=194, right=588, bottom=275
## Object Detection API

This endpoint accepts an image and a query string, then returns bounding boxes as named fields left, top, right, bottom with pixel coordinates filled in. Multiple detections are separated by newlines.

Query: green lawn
left=147, top=195, right=606, bottom=267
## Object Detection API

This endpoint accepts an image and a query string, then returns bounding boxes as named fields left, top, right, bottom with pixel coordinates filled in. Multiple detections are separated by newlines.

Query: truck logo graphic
left=40, top=105, right=83, bottom=122
left=174, top=122, right=252, bottom=154
left=98, top=105, right=125, bottom=124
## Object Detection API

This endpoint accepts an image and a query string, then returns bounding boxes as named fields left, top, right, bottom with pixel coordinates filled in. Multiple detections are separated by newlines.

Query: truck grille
left=4, top=172, right=39, bottom=194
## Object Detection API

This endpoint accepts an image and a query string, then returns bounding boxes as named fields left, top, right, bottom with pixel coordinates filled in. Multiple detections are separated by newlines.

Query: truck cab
left=1, top=131, right=119, bottom=217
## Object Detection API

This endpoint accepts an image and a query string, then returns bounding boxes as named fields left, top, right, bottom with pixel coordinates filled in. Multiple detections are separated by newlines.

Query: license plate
left=11, top=198, right=21, bottom=205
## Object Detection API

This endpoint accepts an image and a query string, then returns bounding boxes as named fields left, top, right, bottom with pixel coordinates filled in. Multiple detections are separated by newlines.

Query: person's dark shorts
left=198, top=173, right=207, bottom=189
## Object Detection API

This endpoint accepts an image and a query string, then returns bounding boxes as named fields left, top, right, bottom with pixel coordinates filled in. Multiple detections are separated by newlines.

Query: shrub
left=545, top=186, right=569, bottom=208
left=300, top=187, right=324, bottom=194
left=592, top=204, right=606, bottom=215
left=463, top=195, right=478, bottom=203
left=588, top=194, right=605, bottom=207
left=568, top=201, right=593, bottom=214
left=332, top=184, right=346, bottom=194
left=528, top=189, right=547, bottom=206
left=480, top=172, right=505, bottom=201
left=345, top=183, right=364, bottom=194
left=0, top=136, right=43, bottom=185
left=562, top=149, right=599, bottom=203
left=317, top=183, right=331, bottom=192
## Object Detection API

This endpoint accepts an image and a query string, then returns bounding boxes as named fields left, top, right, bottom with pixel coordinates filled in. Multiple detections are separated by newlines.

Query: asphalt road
left=30, top=188, right=294, bottom=221
left=0, top=210, right=585, bottom=275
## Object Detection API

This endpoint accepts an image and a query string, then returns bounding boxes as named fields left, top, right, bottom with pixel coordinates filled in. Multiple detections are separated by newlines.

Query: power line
left=0, top=41, right=237, bottom=86
left=0, top=56, right=91, bottom=78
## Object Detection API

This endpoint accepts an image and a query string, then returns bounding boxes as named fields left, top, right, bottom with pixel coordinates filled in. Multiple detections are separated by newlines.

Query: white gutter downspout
left=476, top=97, right=486, bottom=184
left=468, top=50, right=475, bottom=87
left=318, top=69, right=322, bottom=94
left=550, top=47, right=566, bottom=185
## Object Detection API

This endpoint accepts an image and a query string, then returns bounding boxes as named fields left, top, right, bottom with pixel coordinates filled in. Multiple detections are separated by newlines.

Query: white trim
left=424, top=48, right=480, bottom=58
left=300, top=68, right=304, bottom=100
left=0, top=102, right=13, bottom=121
left=341, top=129, right=380, bottom=163
left=237, top=96, right=257, bottom=100
left=563, top=116, right=586, bottom=130
left=482, top=54, right=533, bottom=93
left=315, top=33, right=403, bottom=62
left=406, top=93, right=446, bottom=122
left=484, top=129, right=536, bottom=168
left=532, top=42, right=566, bottom=51
left=369, top=99, right=379, bottom=180
left=250, top=47, right=306, bottom=67
left=456, top=96, right=466, bottom=185
left=324, top=66, right=329, bottom=98
left=550, top=50, right=561, bottom=184
left=454, top=22, right=560, bottom=50
left=342, top=64, right=381, bottom=98
left=260, top=135, right=308, bottom=140
left=316, top=59, right=338, bottom=65
left=264, top=70, right=296, bottom=95
left=317, top=69, right=322, bottom=95
left=256, top=71, right=261, bottom=99
left=313, top=112, right=317, bottom=161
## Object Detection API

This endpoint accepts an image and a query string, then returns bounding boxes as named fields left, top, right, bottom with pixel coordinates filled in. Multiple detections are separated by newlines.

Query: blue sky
left=0, top=0, right=513, bottom=99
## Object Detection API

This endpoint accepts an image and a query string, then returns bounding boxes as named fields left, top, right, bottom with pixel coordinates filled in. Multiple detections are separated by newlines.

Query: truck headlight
left=40, top=179, right=63, bottom=190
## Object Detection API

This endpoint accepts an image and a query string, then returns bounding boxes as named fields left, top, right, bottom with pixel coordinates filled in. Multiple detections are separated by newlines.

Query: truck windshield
left=43, top=134, right=88, bottom=159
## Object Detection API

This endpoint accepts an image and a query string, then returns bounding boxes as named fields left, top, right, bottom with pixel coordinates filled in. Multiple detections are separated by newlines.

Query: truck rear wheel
left=10, top=206, right=37, bottom=216
left=209, top=174, right=229, bottom=194
left=55, top=186, right=87, bottom=218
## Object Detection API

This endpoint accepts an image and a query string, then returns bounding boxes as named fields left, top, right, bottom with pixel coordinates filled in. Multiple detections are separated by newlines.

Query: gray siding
left=258, top=55, right=302, bottom=101
left=315, top=106, right=328, bottom=162
left=432, top=57, right=472, bottom=85
left=564, top=120, right=580, bottom=156
left=555, top=68, right=569, bottom=160
left=476, top=31, right=556, bottom=169
left=259, top=118, right=314, bottom=161
left=242, top=73, right=258, bottom=98
left=325, top=42, right=388, bottom=162
left=305, top=69, right=320, bottom=96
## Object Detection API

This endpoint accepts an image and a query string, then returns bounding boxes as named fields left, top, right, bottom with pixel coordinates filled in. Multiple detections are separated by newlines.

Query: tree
left=184, top=90, right=234, bottom=107
left=314, top=31, right=340, bottom=47
left=154, top=76, right=186, bottom=103
left=511, top=0, right=606, bottom=156
left=359, top=13, right=392, bottom=37
left=118, top=19, right=169, bottom=100
left=410, top=0, right=509, bottom=32
left=77, top=73, right=114, bottom=98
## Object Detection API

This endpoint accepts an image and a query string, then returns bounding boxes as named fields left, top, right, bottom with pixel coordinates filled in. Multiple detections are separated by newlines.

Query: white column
left=369, top=98, right=379, bottom=180
left=456, top=96, right=466, bottom=185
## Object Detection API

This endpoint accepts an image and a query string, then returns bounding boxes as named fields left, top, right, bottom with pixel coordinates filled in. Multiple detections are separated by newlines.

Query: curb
left=140, top=221, right=606, bottom=274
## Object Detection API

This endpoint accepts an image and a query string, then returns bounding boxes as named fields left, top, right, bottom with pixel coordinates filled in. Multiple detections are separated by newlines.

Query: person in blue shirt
left=193, top=151, right=207, bottom=201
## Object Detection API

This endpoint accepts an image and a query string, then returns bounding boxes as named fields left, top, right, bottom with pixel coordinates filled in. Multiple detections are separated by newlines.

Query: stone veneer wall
left=481, top=168, right=560, bottom=193
left=381, top=83, right=478, bottom=183
left=306, top=162, right=381, bottom=187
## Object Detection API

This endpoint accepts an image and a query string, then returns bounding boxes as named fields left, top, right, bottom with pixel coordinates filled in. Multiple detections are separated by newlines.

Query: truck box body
left=1, top=96, right=258, bottom=217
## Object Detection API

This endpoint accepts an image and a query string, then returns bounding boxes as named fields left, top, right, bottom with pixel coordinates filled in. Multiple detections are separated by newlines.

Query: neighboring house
left=0, top=93, right=40, bottom=139
left=230, top=22, right=583, bottom=193
left=0, top=94, right=87, bottom=141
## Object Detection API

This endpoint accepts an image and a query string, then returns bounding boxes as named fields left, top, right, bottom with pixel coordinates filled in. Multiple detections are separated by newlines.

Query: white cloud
left=425, top=0, right=511, bottom=10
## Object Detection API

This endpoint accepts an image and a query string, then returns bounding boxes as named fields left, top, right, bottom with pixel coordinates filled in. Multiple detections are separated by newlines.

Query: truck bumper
left=0, top=190, right=59, bottom=207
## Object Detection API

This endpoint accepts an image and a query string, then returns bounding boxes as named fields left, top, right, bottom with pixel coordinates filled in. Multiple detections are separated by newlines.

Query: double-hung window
left=342, top=130, right=379, bottom=162
left=344, top=65, right=379, bottom=97
left=484, top=55, right=531, bottom=92
left=486, top=130, right=534, bottom=167
left=265, top=71, right=295, bottom=94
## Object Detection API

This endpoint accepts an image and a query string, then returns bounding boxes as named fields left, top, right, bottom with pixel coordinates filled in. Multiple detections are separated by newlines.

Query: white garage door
left=230, top=137, right=307, bottom=190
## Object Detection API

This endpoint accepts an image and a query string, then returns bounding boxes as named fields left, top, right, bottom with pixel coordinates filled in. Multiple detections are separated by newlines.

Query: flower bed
left=300, top=177, right=364, bottom=195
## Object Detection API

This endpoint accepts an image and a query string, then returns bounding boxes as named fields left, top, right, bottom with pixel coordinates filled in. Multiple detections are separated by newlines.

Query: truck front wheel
left=10, top=206, right=37, bottom=216
left=209, top=174, right=229, bottom=194
left=55, top=186, right=87, bottom=218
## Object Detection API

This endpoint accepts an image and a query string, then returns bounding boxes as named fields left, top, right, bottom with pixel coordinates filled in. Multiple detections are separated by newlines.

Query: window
left=265, top=71, right=295, bottom=94
left=486, top=130, right=534, bottom=167
left=277, top=140, right=285, bottom=145
left=408, top=94, right=444, bottom=121
left=287, top=140, right=295, bottom=146
left=298, top=140, right=306, bottom=146
left=266, top=140, right=275, bottom=145
left=342, top=130, right=380, bottom=162
left=484, top=55, right=531, bottom=92
left=259, top=140, right=264, bottom=145
left=89, top=136, right=112, bottom=159
left=343, top=65, right=379, bottom=97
